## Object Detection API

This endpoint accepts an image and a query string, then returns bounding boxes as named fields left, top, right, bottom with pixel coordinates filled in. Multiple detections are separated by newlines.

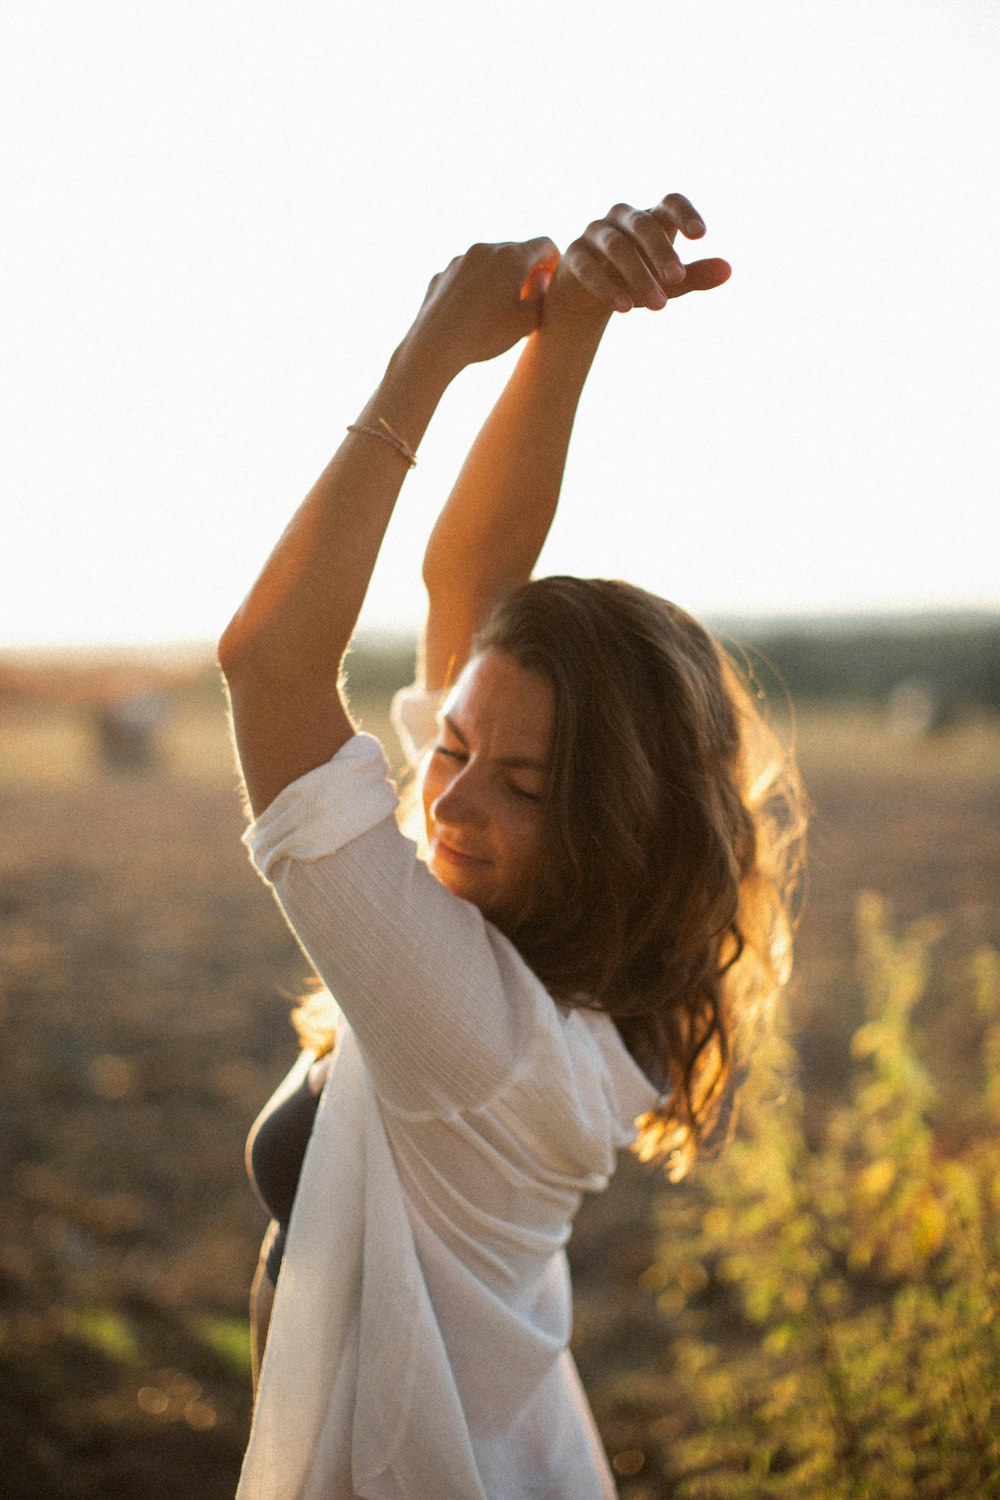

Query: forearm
left=421, top=305, right=611, bottom=688
left=219, top=337, right=454, bottom=814
left=418, top=192, right=730, bottom=691
left=221, top=337, right=451, bottom=685
left=219, top=237, right=552, bottom=815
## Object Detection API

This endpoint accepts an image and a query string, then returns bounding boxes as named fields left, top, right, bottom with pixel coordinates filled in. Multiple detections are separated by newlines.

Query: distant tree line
left=337, top=618, right=1000, bottom=712
left=725, top=618, right=1000, bottom=710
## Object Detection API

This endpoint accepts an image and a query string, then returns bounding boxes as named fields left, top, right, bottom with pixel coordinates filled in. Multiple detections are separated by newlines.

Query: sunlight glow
left=1, top=0, right=997, bottom=647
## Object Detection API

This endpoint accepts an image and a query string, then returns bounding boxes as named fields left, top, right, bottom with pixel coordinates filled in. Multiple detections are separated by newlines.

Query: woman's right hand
left=544, top=193, right=731, bottom=323
left=402, top=237, right=561, bottom=379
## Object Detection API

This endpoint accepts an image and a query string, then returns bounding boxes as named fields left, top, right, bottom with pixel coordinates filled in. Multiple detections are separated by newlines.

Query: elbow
left=217, top=611, right=252, bottom=683
left=218, top=575, right=349, bottom=692
left=218, top=609, right=326, bottom=697
left=217, top=608, right=279, bottom=688
left=420, top=551, right=446, bottom=601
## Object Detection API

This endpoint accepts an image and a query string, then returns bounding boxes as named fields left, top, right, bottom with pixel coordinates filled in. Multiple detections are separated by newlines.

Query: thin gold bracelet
left=346, top=417, right=418, bottom=468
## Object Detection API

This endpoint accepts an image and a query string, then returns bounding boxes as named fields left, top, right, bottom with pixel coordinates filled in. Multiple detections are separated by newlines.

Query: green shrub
left=650, top=897, right=1000, bottom=1498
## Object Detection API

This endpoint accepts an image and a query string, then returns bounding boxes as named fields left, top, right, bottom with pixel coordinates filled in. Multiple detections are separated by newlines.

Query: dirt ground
left=0, top=681, right=996, bottom=1498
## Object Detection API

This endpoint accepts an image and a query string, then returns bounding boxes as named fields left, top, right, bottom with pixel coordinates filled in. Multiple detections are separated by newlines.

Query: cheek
left=503, top=809, right=545, bottom=875
left=420, top=755, right=444, bottom=823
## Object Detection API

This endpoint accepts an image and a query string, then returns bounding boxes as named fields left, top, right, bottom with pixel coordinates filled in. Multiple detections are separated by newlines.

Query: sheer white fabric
left=235, top=701, right=661, bottom=1500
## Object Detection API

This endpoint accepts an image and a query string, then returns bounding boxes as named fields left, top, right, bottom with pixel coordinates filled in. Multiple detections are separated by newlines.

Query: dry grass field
left=0, top=661, right=997, bottom=1498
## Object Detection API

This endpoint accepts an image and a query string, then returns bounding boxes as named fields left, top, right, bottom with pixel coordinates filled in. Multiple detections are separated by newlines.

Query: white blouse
left=235, top=695, right=661, bottom=1500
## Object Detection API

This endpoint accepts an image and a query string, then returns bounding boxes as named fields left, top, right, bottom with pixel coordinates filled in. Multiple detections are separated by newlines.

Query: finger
left=515, top=244, right=561, bottom=335
left=586, top=220, right=675, bottom=309
left=562, top=240, right=639, bottom=313
left=519, top=262, right=554, bottom=302
left=604, top=203, right=688, bottom=298
left=517, top=237, right=560, bottom=280
left=665, top=257, right=732, bottom=298
left=650, top=193, right=707, bottom=241
left=519, top=245, right=561, bottom=304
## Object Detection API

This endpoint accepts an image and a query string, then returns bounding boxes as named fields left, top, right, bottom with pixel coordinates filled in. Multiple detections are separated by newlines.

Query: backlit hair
left=475, top=577, right=807, bottom=1179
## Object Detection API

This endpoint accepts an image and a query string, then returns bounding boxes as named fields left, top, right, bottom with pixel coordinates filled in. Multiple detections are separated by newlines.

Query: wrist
left=348, top=335, right=456, bottom=468
left=537, top=295, right=612, bottom=352
left=527, top=305, right=610, bottom=380
left=391, top=325, right=464, bottom=396
left=363, top=335, right=456, bottom=445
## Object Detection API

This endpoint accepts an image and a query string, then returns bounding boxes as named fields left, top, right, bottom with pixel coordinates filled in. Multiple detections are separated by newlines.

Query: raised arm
left=218, top=238, right=557, bottom=816
left=420, top=193, right=732, bottom=690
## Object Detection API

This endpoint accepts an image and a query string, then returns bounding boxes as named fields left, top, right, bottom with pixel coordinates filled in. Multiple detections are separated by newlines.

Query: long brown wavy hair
left=295, top=576, right=806, bottom=1180
left=473, top=577, right=806, bottom=1179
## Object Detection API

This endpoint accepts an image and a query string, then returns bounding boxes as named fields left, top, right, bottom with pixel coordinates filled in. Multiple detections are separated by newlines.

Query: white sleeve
left=390, top=683, right=445, bottom=765
left=243, top=733, right=544, bottom=1117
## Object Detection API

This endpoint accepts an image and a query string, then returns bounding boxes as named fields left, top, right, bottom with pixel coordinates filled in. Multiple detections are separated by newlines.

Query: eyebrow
left=442, top=714, right=549, bottom=773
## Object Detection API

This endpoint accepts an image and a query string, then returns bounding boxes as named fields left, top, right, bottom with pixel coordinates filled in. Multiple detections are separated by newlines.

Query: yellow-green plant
left=649, top=897, right=1000, bottom=1499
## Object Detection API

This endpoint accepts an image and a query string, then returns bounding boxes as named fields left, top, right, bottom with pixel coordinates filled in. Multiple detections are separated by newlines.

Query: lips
left=431, top=836, right=490, bottom=868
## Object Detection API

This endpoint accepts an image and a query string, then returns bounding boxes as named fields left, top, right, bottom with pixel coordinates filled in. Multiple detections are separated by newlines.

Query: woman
left=220, top=193, right=804, bottom=1499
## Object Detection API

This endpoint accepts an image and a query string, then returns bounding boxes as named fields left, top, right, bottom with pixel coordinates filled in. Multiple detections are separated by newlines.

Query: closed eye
left=432, top=743, right=467, bottom=764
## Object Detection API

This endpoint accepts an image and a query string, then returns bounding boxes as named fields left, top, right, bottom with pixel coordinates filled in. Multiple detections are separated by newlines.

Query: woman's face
left=421, top=649, right=554, bottom=927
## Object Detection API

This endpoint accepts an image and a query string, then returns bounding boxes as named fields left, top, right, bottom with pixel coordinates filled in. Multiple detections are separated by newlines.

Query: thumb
left=519, top=248, right=560, bottom=309
left=670, top=257, right=732, bottom=298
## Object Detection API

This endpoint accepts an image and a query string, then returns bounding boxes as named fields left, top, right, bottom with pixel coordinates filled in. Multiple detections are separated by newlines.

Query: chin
left=429, top=854, right=487, bottom=904
left=432, top=863, right=516, bottom=930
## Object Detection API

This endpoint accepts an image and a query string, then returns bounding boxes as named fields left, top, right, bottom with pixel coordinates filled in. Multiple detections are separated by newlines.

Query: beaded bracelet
left=346, top=417, right=418, bottom=468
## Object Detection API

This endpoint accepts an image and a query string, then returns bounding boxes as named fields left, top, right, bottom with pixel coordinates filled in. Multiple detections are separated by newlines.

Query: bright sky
left=2, top=0, right=998, bottom=648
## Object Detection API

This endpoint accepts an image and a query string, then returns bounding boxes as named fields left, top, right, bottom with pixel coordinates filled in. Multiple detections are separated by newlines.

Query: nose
left=431, top=762, right=487, bottom=830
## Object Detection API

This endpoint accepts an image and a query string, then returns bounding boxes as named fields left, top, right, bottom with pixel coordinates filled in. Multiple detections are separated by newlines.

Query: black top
left=247, top=1071, right=323, bottom=1284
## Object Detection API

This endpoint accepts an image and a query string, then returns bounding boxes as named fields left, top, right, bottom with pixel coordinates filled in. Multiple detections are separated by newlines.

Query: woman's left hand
left=545, top=193, right=731, bottom=321
left=402, top=237, right=561, bottom=378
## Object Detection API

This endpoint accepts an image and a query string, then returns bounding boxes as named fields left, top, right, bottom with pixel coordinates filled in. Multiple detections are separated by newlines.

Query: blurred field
left=0, top=659, right=997, bottom=1498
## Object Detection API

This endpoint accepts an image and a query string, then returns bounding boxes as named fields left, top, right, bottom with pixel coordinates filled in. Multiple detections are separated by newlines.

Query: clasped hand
left=405, top=193, right=731, bottom=376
